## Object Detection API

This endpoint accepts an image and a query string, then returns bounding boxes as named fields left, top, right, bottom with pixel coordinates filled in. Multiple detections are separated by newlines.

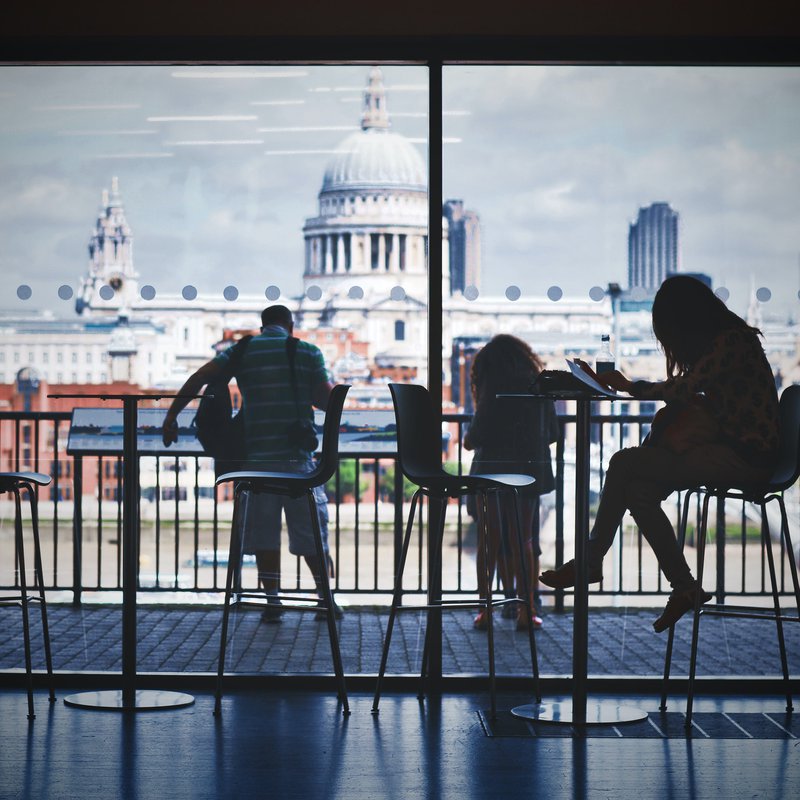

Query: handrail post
left=715, top=495, right=726, bottom=604
left=72, top=457, right=83, bottom=606
left=554, top=418, right=566, bottom=612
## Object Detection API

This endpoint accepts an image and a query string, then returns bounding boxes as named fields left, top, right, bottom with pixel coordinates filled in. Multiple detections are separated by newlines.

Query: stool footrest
left=702, top=605, right=800, bottom=623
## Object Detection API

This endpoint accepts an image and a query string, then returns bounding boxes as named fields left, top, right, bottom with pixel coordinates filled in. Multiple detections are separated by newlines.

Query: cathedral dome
left=321, top=129, right=426, bottom=194
left=319, top=67, right=426, bottom=196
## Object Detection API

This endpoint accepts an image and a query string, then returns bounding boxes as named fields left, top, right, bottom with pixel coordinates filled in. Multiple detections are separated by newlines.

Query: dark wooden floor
left=2, top=689, right=798, bottom=800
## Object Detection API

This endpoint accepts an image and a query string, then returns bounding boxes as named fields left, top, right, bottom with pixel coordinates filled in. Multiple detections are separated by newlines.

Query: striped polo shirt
left=213, top=327, right=329, bottom=463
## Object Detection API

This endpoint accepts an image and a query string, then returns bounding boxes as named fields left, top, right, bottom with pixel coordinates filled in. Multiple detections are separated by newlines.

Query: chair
left=372, top=383, right=541, bottom=719
left=661, top=384, right=800, bottom=728
left=0, top=472, right=55, bottom=719
left=213, top=384, right=350, bottom=716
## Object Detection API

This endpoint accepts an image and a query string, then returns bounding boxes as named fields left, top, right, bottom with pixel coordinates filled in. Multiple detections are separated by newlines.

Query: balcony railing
left=1, top=408, right=798, bottom=605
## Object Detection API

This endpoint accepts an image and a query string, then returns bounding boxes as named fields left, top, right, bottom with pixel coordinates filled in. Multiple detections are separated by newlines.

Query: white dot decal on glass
left=547, top=285, right=563, bottom=302
left=715, top=287, right=730, bottom=302
left=17, top=285, right=32, bottom=300
left=57, top=284, right=73, bottom=300
left=390, top=286, right=406, bottom=301
left=265, top=285, right=281, bottom=301
left=223, top=285, right=239, bottom=302
left=756, top=287, right=772, bottom=302
left=505, top=285, right=521, bottom=302
left=348, top=285, right=364, bottom=300
left=306, top=285, right=322, bottom=301
left=463, top=285, right=479, bottom=301
left=140, top=285, right=156, bottom=301
left=182, top=285, right=198, bottom=301
left=589, top=286, right=605, bottom=302
left=99, top=285, right=114, bottom=301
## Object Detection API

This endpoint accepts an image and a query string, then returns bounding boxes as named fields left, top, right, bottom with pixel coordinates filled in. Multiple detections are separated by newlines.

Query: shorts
left=237, top=458, right=330, bottom=558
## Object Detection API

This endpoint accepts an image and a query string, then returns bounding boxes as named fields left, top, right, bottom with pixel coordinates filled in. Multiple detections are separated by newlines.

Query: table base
left=512, top=700, right=648, bottom=725
left=64, top=689, right=195, bottom=712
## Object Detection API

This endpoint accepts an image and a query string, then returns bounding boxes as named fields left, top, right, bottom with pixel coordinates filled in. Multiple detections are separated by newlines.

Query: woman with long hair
left=464, top=334, right=558, bottom=630
left=541, top=275, right=780, bottom=631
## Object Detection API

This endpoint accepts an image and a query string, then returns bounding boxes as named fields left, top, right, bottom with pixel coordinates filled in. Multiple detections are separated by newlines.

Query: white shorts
left=237, top=459, right=330, bottom=558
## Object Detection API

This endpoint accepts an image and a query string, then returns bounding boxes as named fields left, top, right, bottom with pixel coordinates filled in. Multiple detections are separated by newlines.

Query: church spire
left=76, top=177, right=138, bottom=315
left=361, top=66, right=390, bottom=131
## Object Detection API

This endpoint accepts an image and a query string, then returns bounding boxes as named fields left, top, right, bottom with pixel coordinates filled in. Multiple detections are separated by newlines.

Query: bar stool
left=213, top=384, right=350, bottom=716
left=661, top=384, right=800, bottom=728
left=0, top=472, right=55, bottom=719
left=372, top=383, right=541, bottom=719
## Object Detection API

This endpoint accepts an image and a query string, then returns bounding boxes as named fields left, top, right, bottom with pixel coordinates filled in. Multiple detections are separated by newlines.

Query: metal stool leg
left=419, top=493, right=448, bottom=701
left=778, top=497, right=800, bottom=618
left=308, top=490, right=349, bottom=716
left=661, top=488, right=694, bottom=711
left=14, top=487, right=35, bottom=720
left=509, top=487, right=541, bottom=704
left=214, top=484, right=245, bottom=716
left=685, top=492, right=711, bottom=729
left=373, top=490, right=421, bottom=713
left=481, top=489, right=497, bottom=720
left=777, top=496, right=800, bottom=713
left=762, top=498, right=792, bottom=712
left=25, top=480, right=55, bottom=704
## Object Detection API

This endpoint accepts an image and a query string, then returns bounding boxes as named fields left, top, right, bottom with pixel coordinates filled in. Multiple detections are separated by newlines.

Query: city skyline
left=1, top=64, right=798, bottom=317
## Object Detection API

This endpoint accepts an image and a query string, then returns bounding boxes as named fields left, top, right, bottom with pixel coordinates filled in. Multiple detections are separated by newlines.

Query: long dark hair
left=652, top=275, right=761, bottom=377
left=470, top=334, right=544, bottom=405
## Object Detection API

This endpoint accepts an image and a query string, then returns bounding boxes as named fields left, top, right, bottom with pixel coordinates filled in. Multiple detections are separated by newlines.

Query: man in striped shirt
left=163, top=305, right=338, bottom=622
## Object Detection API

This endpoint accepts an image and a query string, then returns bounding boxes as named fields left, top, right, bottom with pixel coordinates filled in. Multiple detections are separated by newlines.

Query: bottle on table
left=595, top=334, right=615, bottom=374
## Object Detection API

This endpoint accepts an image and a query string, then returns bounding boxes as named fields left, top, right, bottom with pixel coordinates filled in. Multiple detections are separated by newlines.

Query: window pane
left=443, top=64, right=799, bottom=385
left=1, top=64, right=429, bottom=396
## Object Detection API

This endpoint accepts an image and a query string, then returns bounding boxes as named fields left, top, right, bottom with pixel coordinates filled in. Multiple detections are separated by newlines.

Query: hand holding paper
left=567, top=360, right=633, bottom=398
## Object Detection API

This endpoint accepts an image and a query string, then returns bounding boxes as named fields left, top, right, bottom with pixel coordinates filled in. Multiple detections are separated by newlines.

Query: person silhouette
left=541, top=275, right=780, bottom=631
left=464, top=334, right=558, bottom=630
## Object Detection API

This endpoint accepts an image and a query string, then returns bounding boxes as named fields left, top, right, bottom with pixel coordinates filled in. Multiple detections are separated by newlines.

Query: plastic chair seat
left=661, top=384, right=800, bottom=728
left=372, top=383, right=541, bottom=719
left=213, top=385, right=351, bottom=716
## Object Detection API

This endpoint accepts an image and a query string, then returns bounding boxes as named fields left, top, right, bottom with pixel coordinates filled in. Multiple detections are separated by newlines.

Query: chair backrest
left=389, top=383, right=444, bottom=483
left=770, top=383, right=800, bottom=492
left=314, top=383, right=351, bottom=485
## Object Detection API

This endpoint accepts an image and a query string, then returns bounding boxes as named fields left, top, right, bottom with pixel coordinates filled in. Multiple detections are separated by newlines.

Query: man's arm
left=162, top=359, right=226, bottom=446
left=311, top=379, right=336, bottom=412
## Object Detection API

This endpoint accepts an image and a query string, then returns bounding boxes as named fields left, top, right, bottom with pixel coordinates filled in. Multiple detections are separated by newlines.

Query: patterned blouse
left=632, top=327, right=779, bottom=465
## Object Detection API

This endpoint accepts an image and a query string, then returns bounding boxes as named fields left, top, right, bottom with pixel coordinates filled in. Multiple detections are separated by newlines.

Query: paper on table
left=566, top=360, right=630, bottom=398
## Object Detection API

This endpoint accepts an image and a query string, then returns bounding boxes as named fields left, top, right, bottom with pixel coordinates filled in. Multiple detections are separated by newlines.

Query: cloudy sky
left=1, top=63, right=798, bottom=317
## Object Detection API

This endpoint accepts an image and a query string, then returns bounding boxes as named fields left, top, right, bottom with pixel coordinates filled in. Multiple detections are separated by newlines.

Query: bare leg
left=475, top=495, right=502, bottom=629
left=305, top=553, right=343, bottom=619
left=506, top=496, right=542, bottom=628
left=255, top=548, right=283, bottom=622
left=255, top=549, right=281, bottom=594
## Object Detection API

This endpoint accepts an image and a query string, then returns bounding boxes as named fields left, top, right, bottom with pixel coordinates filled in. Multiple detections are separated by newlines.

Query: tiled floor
left=1, top=603, right=797, bottom=678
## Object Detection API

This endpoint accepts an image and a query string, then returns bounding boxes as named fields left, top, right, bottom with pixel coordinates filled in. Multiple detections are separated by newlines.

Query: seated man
left=162, top=304, right=340, bottom=622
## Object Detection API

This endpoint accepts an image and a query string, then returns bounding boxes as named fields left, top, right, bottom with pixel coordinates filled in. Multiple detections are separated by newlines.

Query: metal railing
left=1, top=409, right=797, bottom=605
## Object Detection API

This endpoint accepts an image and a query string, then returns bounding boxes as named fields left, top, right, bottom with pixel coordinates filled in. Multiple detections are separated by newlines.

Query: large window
left=442, top=65, right=800, bottom=400
left=0, top=65, right=429, bottom=398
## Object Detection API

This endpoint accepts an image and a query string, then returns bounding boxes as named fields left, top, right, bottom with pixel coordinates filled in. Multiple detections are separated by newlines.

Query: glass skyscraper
left=628, top=202, right=679, bottom=290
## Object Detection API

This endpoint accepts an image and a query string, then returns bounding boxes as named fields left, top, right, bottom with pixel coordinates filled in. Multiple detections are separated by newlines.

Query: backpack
left=193, top=335, right=252, bottom=475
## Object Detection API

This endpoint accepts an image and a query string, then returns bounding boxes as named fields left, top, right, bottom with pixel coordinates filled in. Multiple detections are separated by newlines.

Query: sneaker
left=516, top=608, right=543, bottom=630
left=315, top=599, right=344, bottom=621
left=473, top=610, right=491, bottom=630
left=260, top=600, right=284, bottom=624
left=540, top=559, right=603, bottom=589
left=652, top=586, right=713, bottom=633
